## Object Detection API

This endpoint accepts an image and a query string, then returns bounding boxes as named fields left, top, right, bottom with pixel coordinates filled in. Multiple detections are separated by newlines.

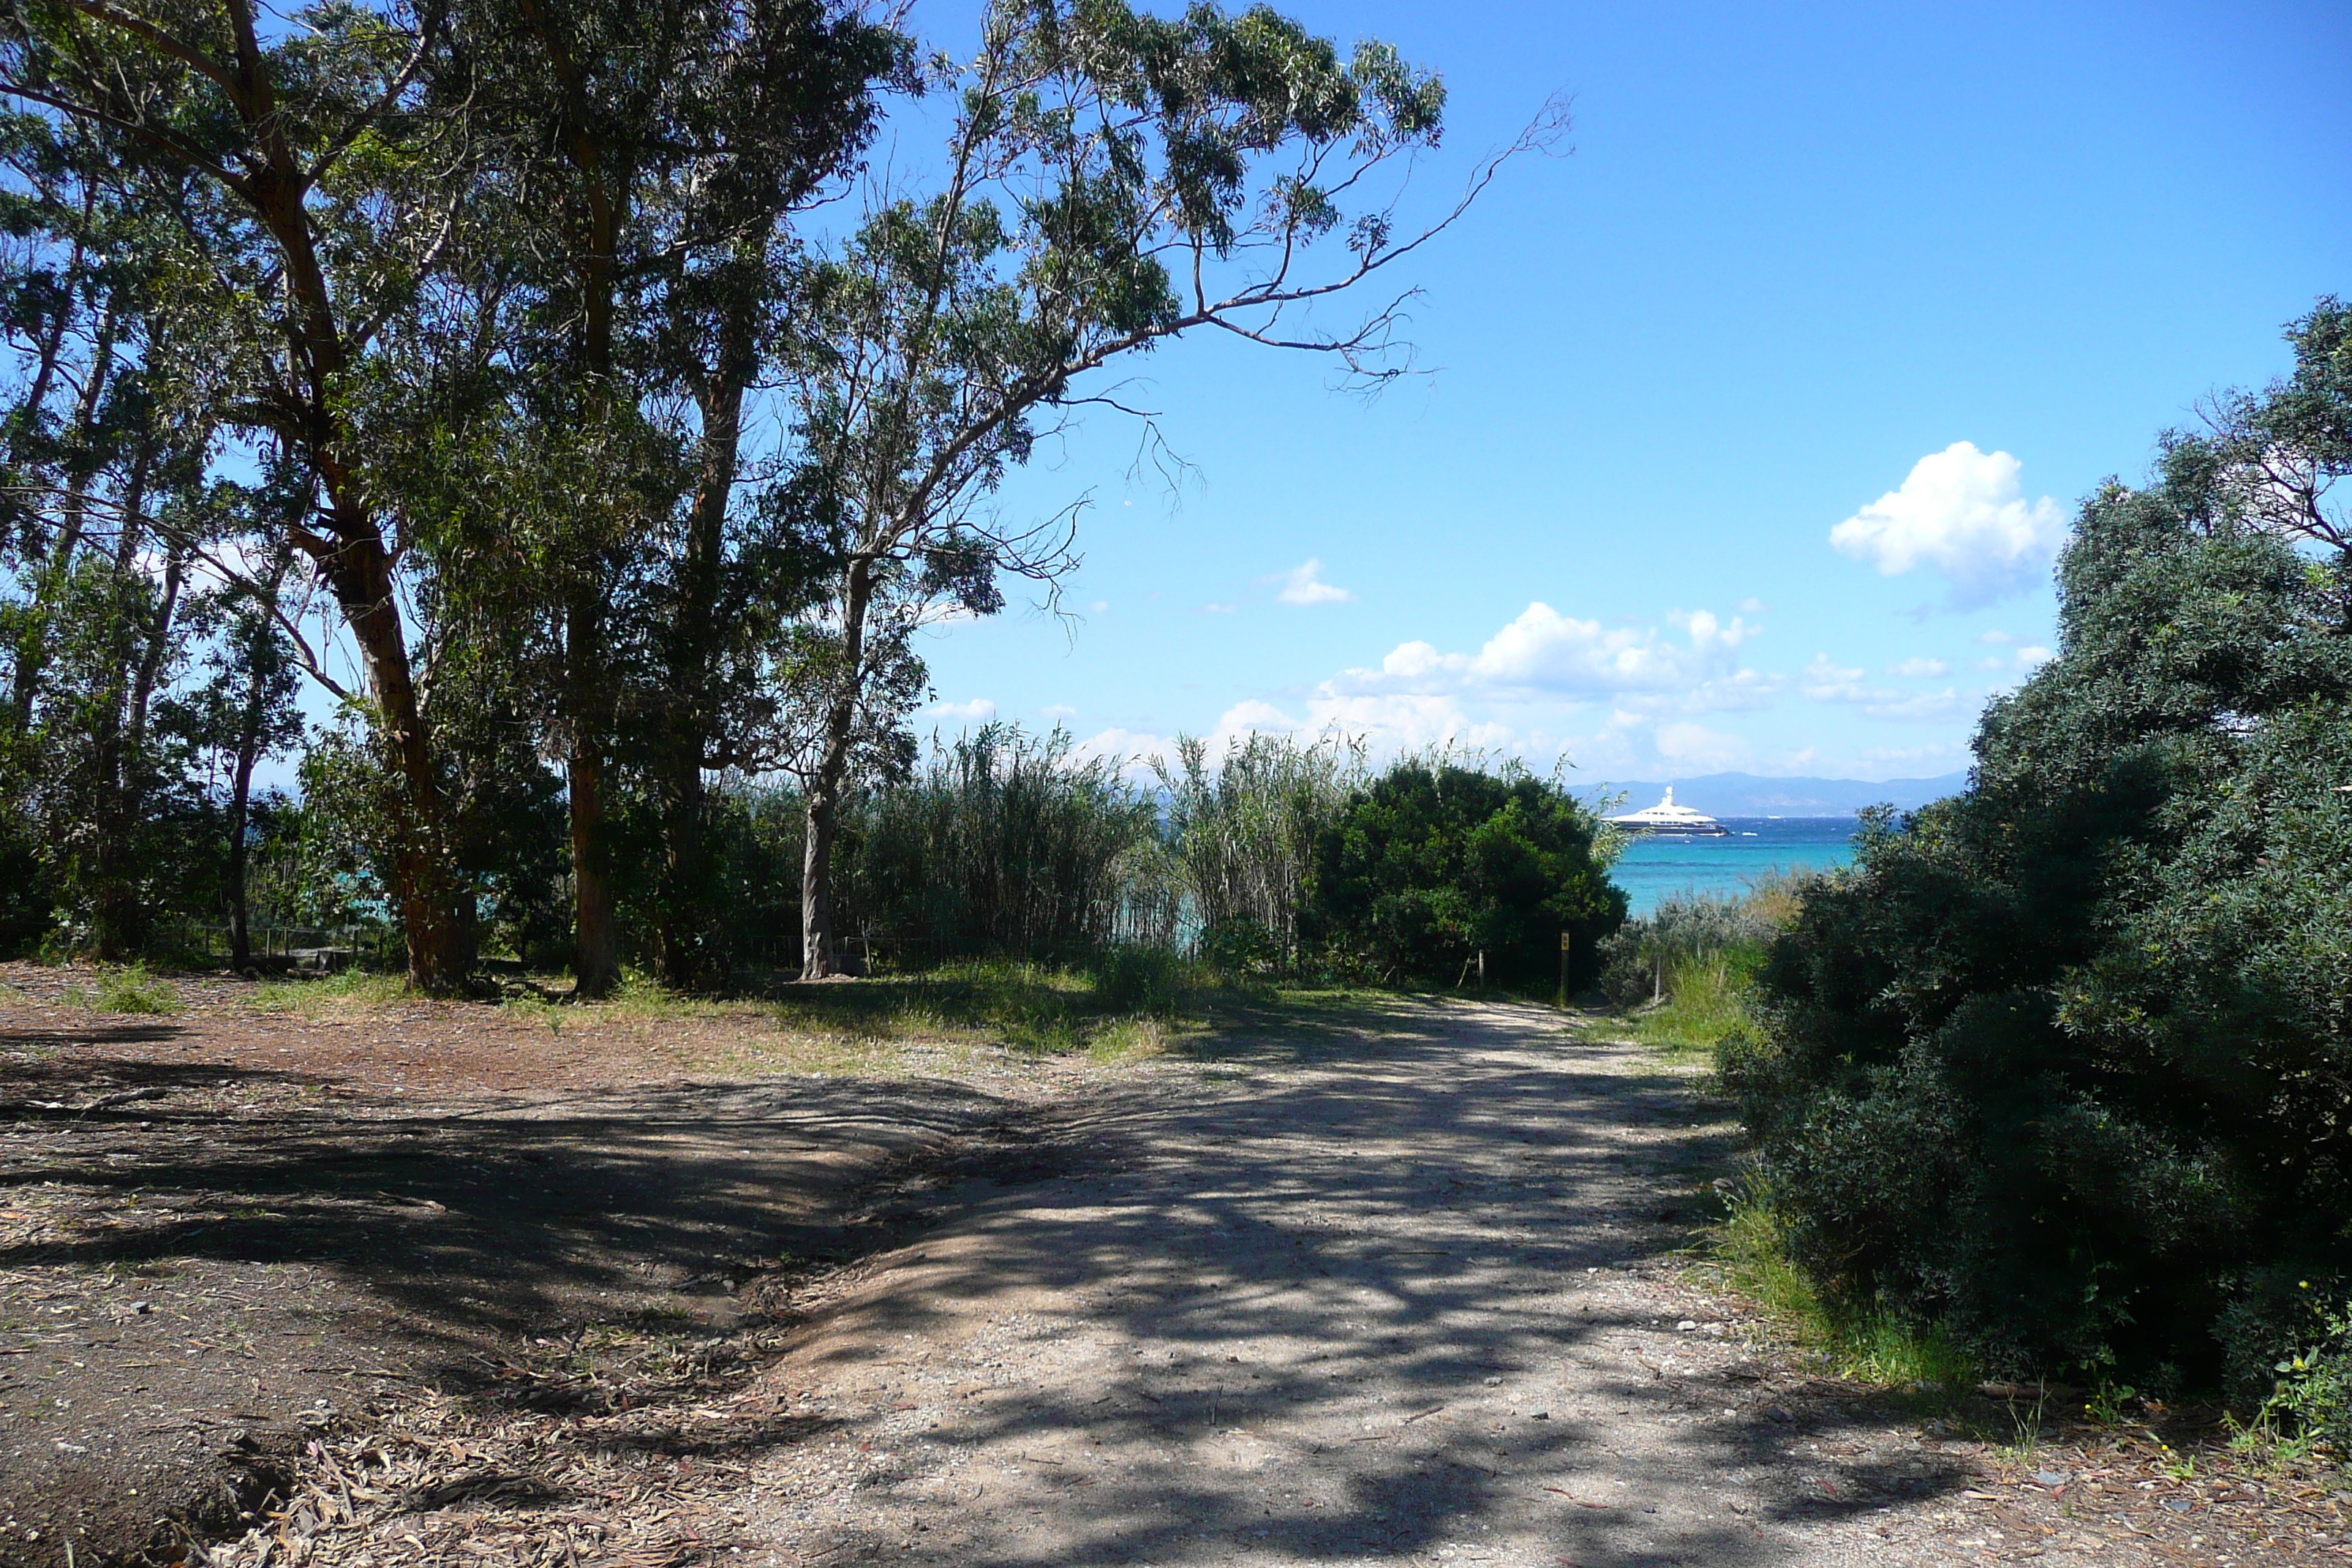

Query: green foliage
left=1598, top=890, right=1781, bottom=1009
left=1094, top=943, right=1182, bottom=1015
left=1711, top=1180, right=1980, bottom=1392
left=1726, top=300, right=2352, bottom=1388
left=1305, top=754, right=1624, bottom=992
left=2245, top=1287, right=2352, bottom=1460
left=848, top=725, right=1164, bottom=960
left=1158, top=731, right=1362, bottom=974
left=64, top=962, right=181, bottom=1016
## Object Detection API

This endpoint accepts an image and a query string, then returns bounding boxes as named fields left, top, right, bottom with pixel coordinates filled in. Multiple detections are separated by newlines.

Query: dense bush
left=848, top=725, right=1166, bottom=961
left=1305, top=757, right=1624, bottom=992
left=1597, top=892, right=1779, bottom=1008
left=1727, top=304, right=2352, bottom=1388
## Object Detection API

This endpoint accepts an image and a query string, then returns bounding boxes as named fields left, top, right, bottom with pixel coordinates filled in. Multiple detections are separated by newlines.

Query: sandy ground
left=2, top=973, right=2339, bottom=1567
left=708, top=996, right=2304, bottom=1568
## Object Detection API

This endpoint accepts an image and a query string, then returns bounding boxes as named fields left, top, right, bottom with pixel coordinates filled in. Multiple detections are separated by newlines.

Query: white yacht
left=1605, top=785, right=1729, bottom=836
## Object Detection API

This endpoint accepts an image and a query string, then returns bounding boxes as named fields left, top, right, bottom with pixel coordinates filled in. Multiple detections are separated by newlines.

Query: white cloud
left=1800, top=655, right=1872, bottom=703
left=1738, top=597, right=1770, bottom=614
left=1201, top=602, right=1238, bottom=615
left=1889, top=657, right=1950, bottom=678
left=1857, top=742, right=1972, bottom=772
left=2015, top=644, right=2053, bottom=668
left=922, top=697, right=996, bottom=722
left=1974, top=655, right=2006, bottom=671
left=1333, top=601, right=1763, bottom=709
left=1831, top=442, right=2066, bottom=606
left=1654, top=721, right=1749, bottom=772
left=1041, top=703, right=1078, bottom=720
left=1270, top=558, right=1354, bottom=606
left=1801, top=655, right=1970, bottom=721
left=1979, top=629, right=2017, bottom=644
left=1867, top=690, right=1973, bottom=720
left=1088, top=600, right=1109, bottom=614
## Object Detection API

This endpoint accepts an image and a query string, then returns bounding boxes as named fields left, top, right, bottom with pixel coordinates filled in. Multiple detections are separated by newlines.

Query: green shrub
left=1598, top=892, right=1776, bottom=1009
left=1095, top=943, right=1181, bottom=1014
left=2239, top=1286, right=2352, bottom=1460
left=1730, top=306, right=2352, bottom=1391
left=88, top=963, right=181, bottom=1016
left=1304, top=755, right=1623, bottom=991
left=1711, top=1178, right=1980, bottom=1390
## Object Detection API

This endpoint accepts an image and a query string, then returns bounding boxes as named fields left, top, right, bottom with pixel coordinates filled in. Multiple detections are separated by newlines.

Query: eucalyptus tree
left=0, top=0, right=485, bottom=985
left=775, top=0, right=1555, bottom=977
left=435, top=0, right=903, bottom=992
left=0, top=94, right=237, bottom=956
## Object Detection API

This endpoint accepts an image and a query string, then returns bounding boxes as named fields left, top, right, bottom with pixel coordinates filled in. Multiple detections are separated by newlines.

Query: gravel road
left=720, top=997, right=2005, bottom=1568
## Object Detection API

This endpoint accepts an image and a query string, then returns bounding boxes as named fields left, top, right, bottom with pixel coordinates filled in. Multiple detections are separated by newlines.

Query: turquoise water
left=1613, top=818, right=1858, bottom=917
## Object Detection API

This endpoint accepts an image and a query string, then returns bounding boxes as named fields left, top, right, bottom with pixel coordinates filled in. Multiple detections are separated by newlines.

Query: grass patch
left=1707, top=1177, right=1980, bottom=1396
left=1614, top=950, right=1761, bottom=1059
left=250, top=968, right=412, bottom=1016
left=62, top=962, right=181, bottom=1016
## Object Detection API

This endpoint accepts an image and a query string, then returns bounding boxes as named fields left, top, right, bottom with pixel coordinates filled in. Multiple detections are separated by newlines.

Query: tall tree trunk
left=8, top=298, right=116, bottom=734
left=226, top=734, right=258, bottom=971
left=124, top=541, right=185, bottom=753
left=653, top=336, right=750, bottom=990
left=799, top=561, right=870, bottom=980
left=566, top=590, right=620, bottom=998
left=88, top=450, right=154, bottom=960
left=225, top=549, right=292, bottom=973
left=309, top=475, right=464, bottom=992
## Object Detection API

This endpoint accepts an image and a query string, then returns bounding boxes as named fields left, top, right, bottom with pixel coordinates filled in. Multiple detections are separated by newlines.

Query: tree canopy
left=1730, top=301, right=2352, bottom=1388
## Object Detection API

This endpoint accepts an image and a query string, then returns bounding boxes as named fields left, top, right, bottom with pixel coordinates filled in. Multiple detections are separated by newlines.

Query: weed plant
left=1710, top=1179, right=1980, bottom=1395
left=65, top=962, right=182, bottom=1015
left=250, top=969, right=412, bottom=1015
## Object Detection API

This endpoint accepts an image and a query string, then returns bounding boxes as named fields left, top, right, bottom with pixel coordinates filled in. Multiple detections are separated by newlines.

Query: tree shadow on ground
left=777, top=997, right=1974, bottom=1567
left=0, top=1029, right=1018, bottom=1379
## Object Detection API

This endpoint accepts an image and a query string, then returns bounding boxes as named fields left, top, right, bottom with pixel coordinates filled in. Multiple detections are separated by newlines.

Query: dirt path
left=669, top=999, right=2131, bottom=1567
left=7, top=981, right=2330, bottom=1566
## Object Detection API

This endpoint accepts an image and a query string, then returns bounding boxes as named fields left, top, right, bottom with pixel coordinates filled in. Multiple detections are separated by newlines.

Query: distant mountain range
left=1578, top=770, right=1970, bottom=818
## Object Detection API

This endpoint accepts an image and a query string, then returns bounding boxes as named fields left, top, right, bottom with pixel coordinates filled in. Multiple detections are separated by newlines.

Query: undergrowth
left=252, top=968, right=412, bottom=1015
left=1616, top=950, right=1759, bottom=1059
left=1616, top=878, right=1982, bottom=1402
left=1708, top=1177, right=1980, bottom=1395
left=63, top=962, right=182, bottom=1015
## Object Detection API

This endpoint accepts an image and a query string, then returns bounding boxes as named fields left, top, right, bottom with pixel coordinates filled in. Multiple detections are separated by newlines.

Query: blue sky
left=897, top=0, right=2352, bottom=783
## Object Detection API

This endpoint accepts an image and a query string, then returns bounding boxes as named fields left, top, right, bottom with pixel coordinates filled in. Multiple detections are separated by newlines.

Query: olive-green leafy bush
left=1727, top=301, right=2352, bottom=1389
left=1597, top=893, right=1777, bottom=1009
left=1305, top=757, right=1624, bottom=992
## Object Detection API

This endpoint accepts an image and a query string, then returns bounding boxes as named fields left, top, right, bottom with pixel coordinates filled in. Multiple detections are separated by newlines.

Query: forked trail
left=718, top=999, right=2015, bottom=1568
left=13, top=980, right=2266, bottom=1566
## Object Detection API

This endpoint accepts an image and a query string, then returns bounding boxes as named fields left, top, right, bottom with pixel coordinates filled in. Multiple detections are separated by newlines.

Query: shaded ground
left=0, top=968, right=2343, bottom=1567
left=0, top=965, right=1083, bottom=1566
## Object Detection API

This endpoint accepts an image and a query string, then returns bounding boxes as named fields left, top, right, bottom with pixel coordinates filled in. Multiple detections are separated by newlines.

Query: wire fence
left=174, top=921, right=402, bottom=971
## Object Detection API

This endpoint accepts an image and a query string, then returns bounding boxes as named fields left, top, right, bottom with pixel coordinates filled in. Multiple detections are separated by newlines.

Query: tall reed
left=1155, top=731, right=1363, bottom=971
left=848, top=724, right=1163, bottom=960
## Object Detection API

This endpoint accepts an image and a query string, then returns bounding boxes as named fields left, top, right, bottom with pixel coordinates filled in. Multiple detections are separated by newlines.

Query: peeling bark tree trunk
left=653, top=328, right=750, bottom=991
left=565, top=590, right=620, bottom=998
left=799, top=559, right=871, bottom=980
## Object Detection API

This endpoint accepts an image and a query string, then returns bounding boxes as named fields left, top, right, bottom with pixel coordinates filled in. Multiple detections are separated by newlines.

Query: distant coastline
left=1580, top=769, right=1967, bottom=820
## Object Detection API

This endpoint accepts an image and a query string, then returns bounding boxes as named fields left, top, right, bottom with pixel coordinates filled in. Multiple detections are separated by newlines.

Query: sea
left=1612, top=818, right=1859, bottom=917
